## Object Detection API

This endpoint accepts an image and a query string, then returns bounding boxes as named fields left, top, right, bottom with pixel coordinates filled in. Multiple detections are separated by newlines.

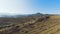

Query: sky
left=0, top=0, right=60, bottom=15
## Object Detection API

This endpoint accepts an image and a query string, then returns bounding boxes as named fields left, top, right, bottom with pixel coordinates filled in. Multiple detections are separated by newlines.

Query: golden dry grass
left=17, top=16, right=60, bottom=34
left=0, top=15, right=60, bottom=34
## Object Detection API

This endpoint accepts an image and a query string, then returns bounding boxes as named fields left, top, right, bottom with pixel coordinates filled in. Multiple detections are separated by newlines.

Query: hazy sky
left=0, top=0, right=60, bottom=15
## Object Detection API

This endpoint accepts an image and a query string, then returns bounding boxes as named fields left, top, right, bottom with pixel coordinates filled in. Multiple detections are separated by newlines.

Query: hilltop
left=0, top=13, right=60, bottom=34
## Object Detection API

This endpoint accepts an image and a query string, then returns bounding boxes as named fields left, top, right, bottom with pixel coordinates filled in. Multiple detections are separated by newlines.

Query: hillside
left=15, top=16, right=60, bottom=34
left=0, top=14, right=60, bottom=34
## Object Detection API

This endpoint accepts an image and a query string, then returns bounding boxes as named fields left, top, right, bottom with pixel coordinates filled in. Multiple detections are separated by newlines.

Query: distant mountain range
left=0, top=13, right=44, bottom=18
left=0, top=13, right=57, bottom=18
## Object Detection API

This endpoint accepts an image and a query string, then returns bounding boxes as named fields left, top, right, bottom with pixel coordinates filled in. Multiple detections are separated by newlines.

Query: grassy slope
left=0, top=16, right=60, bottom=34
left=16, top=16, right=60, bottom=34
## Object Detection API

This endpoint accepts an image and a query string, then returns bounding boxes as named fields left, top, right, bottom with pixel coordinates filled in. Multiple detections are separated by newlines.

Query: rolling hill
left=0, top=13, right=60, bottom=34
